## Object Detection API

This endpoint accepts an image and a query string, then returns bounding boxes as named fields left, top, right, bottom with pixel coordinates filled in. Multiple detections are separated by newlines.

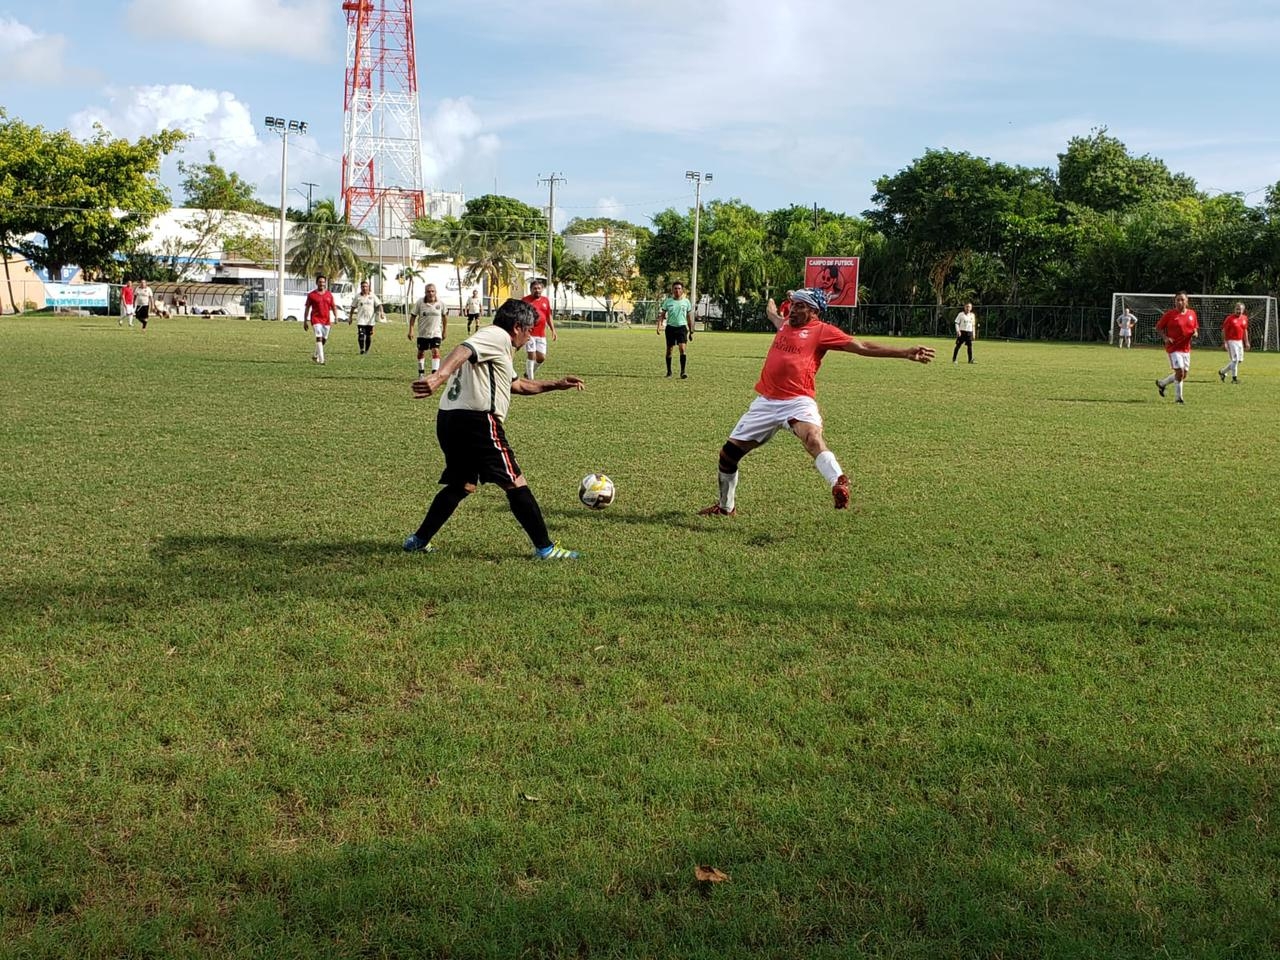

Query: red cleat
left=832, top=475, right=851, bottom=510
left=698, top=503, right=737, bottom=516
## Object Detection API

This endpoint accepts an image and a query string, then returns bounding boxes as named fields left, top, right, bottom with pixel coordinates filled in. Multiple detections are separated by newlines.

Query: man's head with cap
left=787, top=288, right=828, bottom=324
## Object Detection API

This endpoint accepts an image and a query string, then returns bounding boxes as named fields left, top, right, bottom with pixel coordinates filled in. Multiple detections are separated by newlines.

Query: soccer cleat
left=534, top=542, right=579, bottom=560
left=1155, top=379, right=1166, bottom=398
left=1219, top=369, right=1226, bottom=382
left=1233, top=378, right=1239, bottom=383
left=680, top=373, right=688, bottom=379
left=402, top=534, right=435, bottom=553
left=697, top=503, right=737, bottom=517
left=832, top=474, right=851, bottom=510
left=1176, top=398, right=1185, bottom=405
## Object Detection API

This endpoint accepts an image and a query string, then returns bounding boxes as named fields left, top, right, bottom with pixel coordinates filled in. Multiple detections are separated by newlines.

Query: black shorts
left=467, top=313, right=480, bottom=323
left=417, top=336, right=442, bottom=351
left=436, top=409, right=523, bottom=487
left=665, top=325, right=689, bottom=347
left=135, top=305, right=151, bottom=321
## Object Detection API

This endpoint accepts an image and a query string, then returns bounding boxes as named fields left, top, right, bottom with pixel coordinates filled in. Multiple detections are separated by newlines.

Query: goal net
left=1110, top=293, right=1277, bottom=350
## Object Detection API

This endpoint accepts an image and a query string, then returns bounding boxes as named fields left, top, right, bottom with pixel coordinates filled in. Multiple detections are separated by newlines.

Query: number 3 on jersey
left=446, top=372, right=463, bottom=401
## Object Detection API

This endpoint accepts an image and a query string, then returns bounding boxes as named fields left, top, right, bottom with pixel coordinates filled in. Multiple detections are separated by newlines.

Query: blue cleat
left=402, top=534, right=435, bottom=553
left=534, top=542, right=579, bottom=560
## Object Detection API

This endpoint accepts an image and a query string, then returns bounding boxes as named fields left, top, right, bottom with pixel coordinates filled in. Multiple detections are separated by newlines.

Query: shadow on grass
left=1047, top=398, right=1148, bottom=405
left=9, top=752, right=1275, bottom=957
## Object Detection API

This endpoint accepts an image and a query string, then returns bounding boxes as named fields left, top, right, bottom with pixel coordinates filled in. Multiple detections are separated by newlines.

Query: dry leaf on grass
left=694, top=865, right=730, bottom=883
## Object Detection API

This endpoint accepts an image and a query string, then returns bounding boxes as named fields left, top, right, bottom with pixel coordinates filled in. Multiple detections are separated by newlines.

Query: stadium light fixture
left=264, top=116, right=309, bottom=322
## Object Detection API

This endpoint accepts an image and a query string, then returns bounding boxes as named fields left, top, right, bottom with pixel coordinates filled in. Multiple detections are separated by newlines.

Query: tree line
left=3, top=108, right=1276, bottom=332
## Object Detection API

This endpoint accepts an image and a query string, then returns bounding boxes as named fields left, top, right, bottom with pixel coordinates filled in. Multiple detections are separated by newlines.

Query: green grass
left=2, top=315, right=1278, bottom=959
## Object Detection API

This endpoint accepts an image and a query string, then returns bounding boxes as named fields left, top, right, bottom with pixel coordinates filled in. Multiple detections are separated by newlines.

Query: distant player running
left=521, top=279, right=556, bottom=379
left=409, top=284, right=447, bottom=377
left=1218, top=303, right=1250, bottom=384
left=699, top=288, right=934, bottom=516
left=1155, top=292, right=1198, bottom=404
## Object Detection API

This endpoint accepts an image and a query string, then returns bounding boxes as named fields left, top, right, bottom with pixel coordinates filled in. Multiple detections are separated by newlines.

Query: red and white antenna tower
left=341, top=0, right=425, bottom=237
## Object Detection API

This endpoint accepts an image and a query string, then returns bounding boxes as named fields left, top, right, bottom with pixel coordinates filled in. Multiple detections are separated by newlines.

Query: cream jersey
left=438, top=324, right=517, bottom=422
left=411, top=300, right=446, bottom=339
left=350, top=292, right=382, bottom=325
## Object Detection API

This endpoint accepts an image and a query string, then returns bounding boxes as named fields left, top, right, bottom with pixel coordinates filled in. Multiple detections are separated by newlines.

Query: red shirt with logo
left=1222, top=313, right=1248, bottom=342
left=121, top=285, right=134, bottom=306
left=755, top=319, right=853, bottom=399
left=522, top=295, right=552, bottom=336
left=1156, top=308, right=1198, bottom=353
left=305, top=289, right=336, bottom=324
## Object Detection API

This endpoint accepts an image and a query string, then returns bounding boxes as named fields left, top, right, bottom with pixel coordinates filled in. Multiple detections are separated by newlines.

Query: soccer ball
left=578, top=473, right=616, bottom=510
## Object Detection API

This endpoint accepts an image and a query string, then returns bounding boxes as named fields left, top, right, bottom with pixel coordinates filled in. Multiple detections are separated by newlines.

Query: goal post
left=1110, top=293, right=1277, bottom=350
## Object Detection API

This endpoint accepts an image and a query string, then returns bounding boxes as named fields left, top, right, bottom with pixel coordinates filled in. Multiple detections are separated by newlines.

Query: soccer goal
left=1110, top=293, right=1278, bottom=350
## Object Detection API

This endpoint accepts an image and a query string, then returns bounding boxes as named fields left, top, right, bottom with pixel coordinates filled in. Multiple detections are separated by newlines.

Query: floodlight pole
left=265, top=116, right=308, bottom=321
left=686, top=170, right=712, bottom=329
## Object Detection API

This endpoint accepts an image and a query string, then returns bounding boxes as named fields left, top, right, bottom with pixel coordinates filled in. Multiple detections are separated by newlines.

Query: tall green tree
left=179, top=152, right=276, bottom=216
left=286, top=199, right=372, bottom=281
left=0, top=111, right=184, bottom=280
left=463, top=236, right=523, bottom=306
left=1058, top=128, right=1198, bottom=213
left=412, top=215, right=477, bottom=313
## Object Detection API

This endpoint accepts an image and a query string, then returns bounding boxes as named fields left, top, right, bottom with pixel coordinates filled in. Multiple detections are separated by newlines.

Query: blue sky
left=3, top=0, right=1278, bottom=229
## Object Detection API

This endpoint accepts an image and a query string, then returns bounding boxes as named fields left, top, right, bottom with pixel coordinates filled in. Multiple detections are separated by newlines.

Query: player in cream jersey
left=349, top=280, right=384, bottom=354
left=408, top=284, right=447, bottom=377
left=402, top=298, right=586, bottom=560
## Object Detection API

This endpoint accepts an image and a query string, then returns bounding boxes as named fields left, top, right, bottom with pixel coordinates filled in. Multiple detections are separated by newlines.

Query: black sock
left=415, top=484, right=470, bottom=541
left=680, top=353, right=687, bottom=374
left=507, top=486, right=551, bottom=550
left=666, top=356, right=672, bottom=375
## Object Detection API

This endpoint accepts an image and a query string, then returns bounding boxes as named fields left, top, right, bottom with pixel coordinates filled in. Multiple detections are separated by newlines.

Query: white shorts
left=1168, top=351, right=1191, bottom=371
left=729, top=395, right=823, bottom=444
left=1226, top=340, right=1244, bottom=363
left=312, top=323, right=331, bottom=340
left=525, top=336, right=547, bottom=355
left=123, top=304, right=134, bottom=317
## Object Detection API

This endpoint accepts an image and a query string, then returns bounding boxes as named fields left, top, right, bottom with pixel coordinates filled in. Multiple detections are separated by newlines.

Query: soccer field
left=3, top=315, right=1279, bottom=958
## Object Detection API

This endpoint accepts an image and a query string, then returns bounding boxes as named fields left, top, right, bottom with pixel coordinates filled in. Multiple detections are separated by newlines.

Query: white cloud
left=68, top=85, right=337, bottom=206
left=124, top=0, right=334, bottom=61
left=422, top=98, right=500, bottom=187
left=596, top=197, right=624, bottom=219
left=0, top=16, right=94, bottom=85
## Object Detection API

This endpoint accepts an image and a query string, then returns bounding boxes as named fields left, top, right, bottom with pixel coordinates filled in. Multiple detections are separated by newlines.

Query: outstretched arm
left=764, top=298, right=785, bottom=330
left=411, top=343, right=474, bottom=396
left=841, top=338, right=935, bottom=363
left=512, top=374, right=584, bottom=396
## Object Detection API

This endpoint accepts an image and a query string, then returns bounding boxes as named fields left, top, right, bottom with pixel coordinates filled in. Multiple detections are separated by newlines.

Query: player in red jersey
left=521, top=278, right=556, bottom=379
left=303, top=274, right=341, bottom=364
left=1217, top=302, right=1250, bottom=384
left=698, top=288, right=934, bottom=516
left=1154, top=291, right=1198, bottom=404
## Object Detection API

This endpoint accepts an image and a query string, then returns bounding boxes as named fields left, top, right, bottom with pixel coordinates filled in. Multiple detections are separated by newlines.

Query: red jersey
left=1156, top=308, right=1197, bottom=354
left=121, top=285, right=134, bottom=306
left=522, top=295, right=552, bottom=336
left=305, top=289, right=336, bottom=324
left=1222, top=313, right=1248, bottom=342
left=755, top=319, right=853, bottom=400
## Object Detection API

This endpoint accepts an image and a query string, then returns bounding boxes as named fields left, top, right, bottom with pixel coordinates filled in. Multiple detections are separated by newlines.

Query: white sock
left=418, top=359, right=426, bottom=375
left=814, top=450, right=843, bottom=486
left=431, top=358, right=440, bottom=373
left=718, top=470, right=739, bottom=512
left=1231, top=361, right=1240, bottom=377
left=317, top=342, right=325, bottom=363
left=525, top=359, right=537, bottom=379
left=1159, top=374, right=1175, bottom=387
left=1175, top=379, right=1184, bottom=400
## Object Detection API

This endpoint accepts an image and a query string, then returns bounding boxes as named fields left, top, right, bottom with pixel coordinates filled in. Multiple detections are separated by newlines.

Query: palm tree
left=463, top=235, right=523, bottom=307
left=555, top=253, right=587, bottom=315
left=396, top=264, right=423, bottom=307
left=412, top=215, right=476, bottom=314
left=286, top=199, right=373, bottom=282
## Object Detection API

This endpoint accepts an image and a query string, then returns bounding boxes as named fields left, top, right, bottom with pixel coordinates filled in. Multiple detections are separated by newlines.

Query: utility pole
left=264, top=116, right=308, bottom=321
left=302, top=181, right=319, bottom=214
left=685, top=170, right=713, bottom=330
left=538, top=173, right=565, bottom=299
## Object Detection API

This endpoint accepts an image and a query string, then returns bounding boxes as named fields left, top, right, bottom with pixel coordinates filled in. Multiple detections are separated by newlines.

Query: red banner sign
left=803, top=257, right=859, bottom=307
